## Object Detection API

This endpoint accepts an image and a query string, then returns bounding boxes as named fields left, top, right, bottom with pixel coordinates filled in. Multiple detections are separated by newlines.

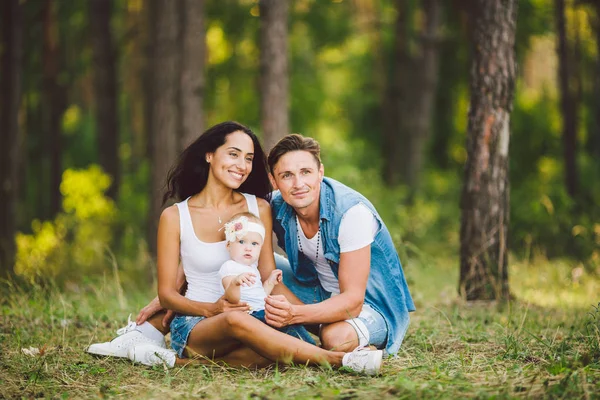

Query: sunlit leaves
left=14, top=166, right=116, bottom=284
left=206, top=23, right=232, bottom=65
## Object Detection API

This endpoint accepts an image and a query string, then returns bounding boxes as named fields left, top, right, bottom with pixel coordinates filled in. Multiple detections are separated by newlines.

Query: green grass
left=1, top=256, right=599, bottom=399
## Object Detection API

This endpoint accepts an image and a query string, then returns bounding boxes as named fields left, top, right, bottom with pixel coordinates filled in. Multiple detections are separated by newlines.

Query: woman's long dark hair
left=162, top=121, right=272, bottom=205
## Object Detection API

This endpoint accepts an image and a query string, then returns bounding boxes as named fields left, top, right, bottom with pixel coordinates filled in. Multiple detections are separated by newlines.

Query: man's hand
left=207, top=296, right=251, bottom=317
left=135, top=296, right=164, bottom=325
left=264, top=294, right=297, bottom=328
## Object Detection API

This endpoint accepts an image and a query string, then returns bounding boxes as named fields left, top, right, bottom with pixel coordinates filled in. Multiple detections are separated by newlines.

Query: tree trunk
left=399, top=0, right=441, bottom=190
left=148, top=0, right=179, bottom=257
left=42, top=0, right=66, bottom=218
left=383, top=0, right=441, bottom=190
left=555, top=0, right=578, bottom=198
left=382, top=0, right=409, bottom=186
left=90, top=0, right=120, bottom=200
left=459, top=0, right=517, bottom=301
left=590, top=4, right=600, bottom=161
left=178, top=0, right=205, bottom=151
left=259, top=0, right=289, bottom=152
left=0, top=0, right=23, bottom=275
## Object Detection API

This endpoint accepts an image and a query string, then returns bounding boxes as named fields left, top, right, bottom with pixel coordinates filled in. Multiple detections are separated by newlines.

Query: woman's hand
left=206, top=296, right=250, bottom=317
left=135, top=296, right=170, bottom=325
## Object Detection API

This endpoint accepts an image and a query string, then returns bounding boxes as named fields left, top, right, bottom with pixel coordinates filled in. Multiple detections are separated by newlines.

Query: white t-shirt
left=219, top=260, right=266, bottom=311
left=296, top=203, right=379, bottom=294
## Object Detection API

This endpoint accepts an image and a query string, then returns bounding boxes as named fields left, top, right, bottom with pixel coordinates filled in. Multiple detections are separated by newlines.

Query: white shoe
left=86, top=315, right=166, bottom=358
left=342, top=347, right=383, bottom=376
left=128, top=344, right=176, bottom=368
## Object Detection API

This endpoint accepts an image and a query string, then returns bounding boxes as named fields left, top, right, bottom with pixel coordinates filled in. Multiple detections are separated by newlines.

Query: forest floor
left=1, top=254, right=599, bottom=399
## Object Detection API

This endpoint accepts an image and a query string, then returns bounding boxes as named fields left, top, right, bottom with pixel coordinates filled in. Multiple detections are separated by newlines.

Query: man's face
left=270, top=150, right=324, bottom=211
left=227, top=231, right=263, bottom=266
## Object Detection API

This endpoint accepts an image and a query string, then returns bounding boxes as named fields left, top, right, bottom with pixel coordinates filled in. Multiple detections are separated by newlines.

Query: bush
left=14, top=166, right=116, bottom=284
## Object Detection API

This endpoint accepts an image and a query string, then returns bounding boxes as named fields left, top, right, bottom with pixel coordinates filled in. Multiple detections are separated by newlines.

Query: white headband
left=223, top=216, right=265, bottom=242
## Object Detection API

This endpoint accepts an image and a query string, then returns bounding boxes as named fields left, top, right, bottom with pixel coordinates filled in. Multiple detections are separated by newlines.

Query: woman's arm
left=256, top=198, right=277, bottom=282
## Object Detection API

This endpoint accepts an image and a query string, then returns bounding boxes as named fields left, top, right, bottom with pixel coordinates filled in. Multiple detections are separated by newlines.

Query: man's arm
left=264, top=244, right=370, bottom=326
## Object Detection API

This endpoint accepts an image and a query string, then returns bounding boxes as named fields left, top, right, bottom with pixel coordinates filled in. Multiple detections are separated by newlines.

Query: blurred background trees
left=0, top=0, right=599, bottom=300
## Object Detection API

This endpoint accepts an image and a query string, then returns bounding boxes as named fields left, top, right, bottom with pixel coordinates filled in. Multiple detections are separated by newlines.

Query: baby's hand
left=234, top=272, right=256, bottom=287
left=268, top=270, right=283, bottom=285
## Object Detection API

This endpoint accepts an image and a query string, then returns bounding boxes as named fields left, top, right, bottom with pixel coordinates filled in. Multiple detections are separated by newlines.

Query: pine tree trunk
left=259, top=0, right=289, bottom=152
left=149, top=0, right=179, bottom=257
left=590, top=5, right=600, bottom=161
left=90, top=0, right=120, bottom=200
left=459, top=0, right=517, bottom=301
left=555, top=0, right=578, bottom=198
left=42, top=0, right=66, bottom=218
left=0, top=0, right=23, bottom=275
left=399, top=0, right=441, bottom=190
left=178, top=0, right=205, bottom=151
left=382, top=0, right=408, bottom=186
left=383, top=0, right=441, bottom=190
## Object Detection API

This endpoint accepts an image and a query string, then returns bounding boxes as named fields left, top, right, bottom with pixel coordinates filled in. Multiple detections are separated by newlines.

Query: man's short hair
left=268, top=134, right=321, bottom=173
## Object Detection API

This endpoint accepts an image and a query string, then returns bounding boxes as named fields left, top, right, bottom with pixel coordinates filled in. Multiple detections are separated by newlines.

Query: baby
left=219, top=213, right=314, bottom=344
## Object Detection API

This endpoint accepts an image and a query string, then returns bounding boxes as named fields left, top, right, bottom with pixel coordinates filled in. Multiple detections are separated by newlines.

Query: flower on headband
left=224, top=216, right=249, bottom=242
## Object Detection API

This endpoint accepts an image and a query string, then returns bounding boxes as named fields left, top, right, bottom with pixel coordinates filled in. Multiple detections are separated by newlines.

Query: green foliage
left=14, top=166, right=116, bottom=284
left=511, top=89, right=600, bottom=264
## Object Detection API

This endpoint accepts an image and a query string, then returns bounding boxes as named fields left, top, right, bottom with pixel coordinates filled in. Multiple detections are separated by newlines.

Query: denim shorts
left=275, top=253, right=389, bottom=349
left=170, top=314, right=205, bottom=358
left=170, top=310, right=316, bottom=358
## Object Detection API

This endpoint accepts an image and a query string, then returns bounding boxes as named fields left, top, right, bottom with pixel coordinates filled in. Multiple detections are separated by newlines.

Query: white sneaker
left=341, top=347, right=383, bottom=376
left=128, top=344, right=176, bottom=368
left=86, top=315, right=166, bottom=358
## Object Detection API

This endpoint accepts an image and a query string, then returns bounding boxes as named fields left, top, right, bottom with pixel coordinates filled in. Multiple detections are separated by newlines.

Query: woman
left=88, top=121, right=381, bottom=374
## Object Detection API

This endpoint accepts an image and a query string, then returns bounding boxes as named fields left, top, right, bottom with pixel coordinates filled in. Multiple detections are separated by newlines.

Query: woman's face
left=206, top=131, right=255, bottom=189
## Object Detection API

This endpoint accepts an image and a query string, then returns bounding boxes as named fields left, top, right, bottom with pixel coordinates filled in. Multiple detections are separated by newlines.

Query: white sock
left=135, top=321, right=165, bottom=343
left=345, top=318, right=370, bottom=348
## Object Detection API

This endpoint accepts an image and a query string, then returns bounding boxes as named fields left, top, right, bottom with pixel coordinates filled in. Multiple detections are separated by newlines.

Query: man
left=87, top=134, right=414, bottom=359
left=264, top=134, right=414, bottom=355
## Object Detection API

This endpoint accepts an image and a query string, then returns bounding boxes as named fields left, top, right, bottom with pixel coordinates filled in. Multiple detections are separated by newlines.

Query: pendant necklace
left=296, top=217, right=321, bottom=262
left=218, top=215, right=222, bottom=224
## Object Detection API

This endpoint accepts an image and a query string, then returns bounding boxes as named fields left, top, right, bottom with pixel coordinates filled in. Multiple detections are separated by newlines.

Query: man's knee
left=320, top=323, right=358, bottom=352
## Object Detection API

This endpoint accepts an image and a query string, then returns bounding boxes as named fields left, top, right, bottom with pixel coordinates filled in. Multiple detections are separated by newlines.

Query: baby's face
left=227, top=231, right=264, bottom=266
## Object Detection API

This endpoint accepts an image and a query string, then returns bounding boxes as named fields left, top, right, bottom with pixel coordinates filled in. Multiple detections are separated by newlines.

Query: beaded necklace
left=296, top=216, right=321, bottom=262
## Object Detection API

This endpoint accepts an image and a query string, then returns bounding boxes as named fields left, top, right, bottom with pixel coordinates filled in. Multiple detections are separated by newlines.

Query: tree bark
left=259, top=0, right=289, bottom=152
left=149, top=0, right=180, bottom=257
left=90, top=0, right=120, bottom=200
left=0, top=0, right=23, bottom=275
left=459, top=0, right=517, bottom=301
left=42, top=0, right=67, bottom=218
left=178, top=0, right=205, bottom=151
left=555, top=0, right=578, bottom=198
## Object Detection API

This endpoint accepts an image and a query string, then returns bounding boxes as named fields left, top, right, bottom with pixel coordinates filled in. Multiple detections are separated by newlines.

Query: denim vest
left=271, top=177, right=416, bottom=355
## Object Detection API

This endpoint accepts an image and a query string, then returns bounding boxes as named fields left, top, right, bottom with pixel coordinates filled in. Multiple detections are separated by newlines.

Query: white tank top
left=176, top=193, right=260, bottom=303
